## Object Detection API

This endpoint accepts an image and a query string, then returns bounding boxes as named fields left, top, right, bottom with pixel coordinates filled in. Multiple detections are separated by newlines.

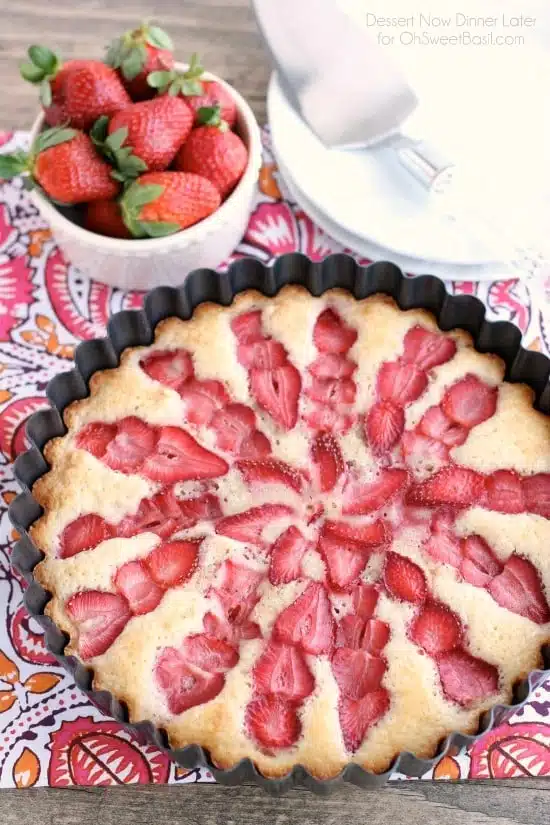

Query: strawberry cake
left=29, top=287, right=550, bottom=778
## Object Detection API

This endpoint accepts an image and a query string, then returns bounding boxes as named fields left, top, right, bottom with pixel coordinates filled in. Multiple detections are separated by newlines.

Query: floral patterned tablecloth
left=0, top=127, right=549, bottom=788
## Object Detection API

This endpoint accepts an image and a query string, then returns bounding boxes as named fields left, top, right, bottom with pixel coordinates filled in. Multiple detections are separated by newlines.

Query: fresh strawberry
left=303, top=404, right=354, bottom=434
left=113, top=560, right=163, bottom=615
left=181, top=634, right=238, bottom=673
left=85, top=199, right=132, bottom=239
left=178, top=493, right=223, bottom=526
left=406, top=466, right=485, bottom=508
left=155, top=645, right=225, bottom=714
left=66, top=590, right=131, bottom=659
left=418, top=406, right=467, bottom=447
left=58, top=514, right=113, bottom=558
left=488, top=555, right=550, bottom=624
left=140, top=349, right=194, bottom=391
left=74, top=421, right=117, bottom=458
left=237, top=458, right=304, bottom=492
left=331, top=648, right=385, bottom=699
left=175, top=105, right=247, bottom=198
left=249, top=364, right=301, bottom=430
left=322, top=519, right=388, bottom=548
left=377, top=362, right=427, bottom=405
left=383, top=552, right=427, bottom=604
left=20, top=47, right=130, bottom=129
left=183, top=80, right=238, bottom=128
left=408, top=602, right=462, bottom=655
left=402, top=326, right=457, bottom=370
left=246, top=695, right=301, bottom=750
left=365, top=401, right=405, bottom=454
left=437, top=650, right=499, bottom=706
left=274, top=582, right=335, bottom=655
left=203, top=611, right=261, bottom=645
left=339, top=689, right=390, bottom=752
left=313, top=309, right=357, bottom=354
left=103, top=417, right=156, bottom=472
left=318, top=534, right=370, bottom=591
left=237, top=340, right=286, bottom=370
left=522, top=474, right=550, bottom=519
left=310, top=432, right=344, bottom=493
left=120, top=171, right=221, bottom=238
left=141, top=426, right=228, bottom=483
left=352, top=583, right=379, bottom=619
left=146, top=539, right=200, bottom=588
left=306, top=376, right=356, bottom=406
left=211, top=560, right=264, bottom=624
left=108, top=96, right=193, bottom=173
left=442, top=375, right=497, bottom=428
left=342, top=468, right=408, bottom=515
left=336, top=617, right=389, bottom=654
left=308, top=353, right=356, bottom=380
left=0, top=128, right=119, bottom=205
left=106, top=22, right=174, bottom=101
left=484, top=470, right=524, bottom=514
left=269, top=526, right=308, bottom=584
left=460, top=535, right=502, bottom=586
left=117, top=489, right=185, bottom=539
left=253, top=641, right=314, bottom=700
left=231, top=310, right=263, bottom=343
left=216, top=504, right=293, bottom=545
left=179, top=379, right=230, bottom=426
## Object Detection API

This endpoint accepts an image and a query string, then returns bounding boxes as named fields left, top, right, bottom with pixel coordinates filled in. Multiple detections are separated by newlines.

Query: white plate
left=272, top=145, right=513, bottom=281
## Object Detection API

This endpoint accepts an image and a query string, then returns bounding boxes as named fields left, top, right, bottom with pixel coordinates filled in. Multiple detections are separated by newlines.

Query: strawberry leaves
left=19, top=44, right=60, bottom=107
left=106, top=23, right=174, bottom=81
left=148, top=52, right=205, bottom=96
left=120, top=180, right=179, bottom=238
left=91, top=116, right=147, bottom=183
left=0, top=126, right=76, bottom=183
left=197, top=104, right=229, bottom=131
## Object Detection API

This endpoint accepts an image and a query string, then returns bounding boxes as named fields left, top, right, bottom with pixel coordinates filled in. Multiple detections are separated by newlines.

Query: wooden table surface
left=1, top=0, right=549, bottom=821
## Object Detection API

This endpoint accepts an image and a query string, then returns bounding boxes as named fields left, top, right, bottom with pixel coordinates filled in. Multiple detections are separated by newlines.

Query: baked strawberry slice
left=239, top=430, right=272, bottom=458
left=418, top=406, right=467, bottom=447
left=146, top=539, right=200, bottom=588
left=181, top=634, right=238, bottom=673
left=318, top=534, right=370, bottom=591
left=269, top=526, right=308, bottom=585
left=335, top=616, right=389, bottom=654
left=209, top=403, right=256, bottom=454
left=310, top=432, right=344, bottom=493
left=141, top=426, right=229, bottom=483
left=423, top=510, right=462, bottom=567
left=332, top=648, right=386, bottom=699
left=203, top=611, right=261, bottom=645
left=178, top=492, right=223, bottom=526
left=402, top=326, right=457, bottom=370
left=274, top=582, right=335, bottom=655
left=339, top=688, right=390, bottom=752
left=322, top=519, right=388, bottom=548
left=237, top=459, right=305, bottom=492
left=211, top=560, right=264, bottom=624
left=118, top=489, right=185, bottom=539
left=303, top=404, right=354, bottom=434
left=250, top=364, right=301, bottom=430
left=246, top=695, right=301, bottom=750
left=485, top=470, right=524, bottom=514
left=313, top=309, right=357, bottom=354
left=406, top=466, right=485, bottom=509
left=59, top=514, right=113, bottom=558
left=237, top=339, right=287, bottom=370
left=253, top=641, right=314, bottom=700
left=384, top=552, right=427, bottom=604
left=365, top=401, right=405, bottom=454
left=362, top=619, right=390, bottom=654
left=441, top=375, right=497, bottom=429
left=113, top=560, right=164, bottom=615
left=75, top=421, right=117, bottom=459
left=139, top=349, right=194, bottom=391
left=409, top=602, right=462, bottom=655
left=352, top=583, right=379, bottom=619
left=460, top=535, right=502, bottom=586
left=308, top=353, right=356, bottom=380
left=401, top=432, right=450, bottom=468
left=306, top=376, right=356, bottom=406
left=342, top=468, right=409, bottom=516
left=155, top=646, right=225, bottom=714
left=377, top=362, right=427, bottom=405
left=178, top=379, right=230, bottom=427
left=231, top=310, right=263, bottom=343
left=103, top=417, right=157, bottom=473
left=522, top=473, right=550, bottom=519
left=216, top=504, right=293, bottom=545
left=488, top=555, right=550, bottom=624
left=66, top=590, right=131, bottom=659
left=437, top=650, right=499, bottom=707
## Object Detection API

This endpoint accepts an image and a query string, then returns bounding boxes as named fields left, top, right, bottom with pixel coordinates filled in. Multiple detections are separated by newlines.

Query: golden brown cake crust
left=30, top=287, right=550, bottom=778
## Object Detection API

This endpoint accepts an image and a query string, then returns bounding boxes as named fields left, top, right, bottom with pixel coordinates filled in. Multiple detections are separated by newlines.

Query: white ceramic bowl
left=28, top=63, right=262, bottom=290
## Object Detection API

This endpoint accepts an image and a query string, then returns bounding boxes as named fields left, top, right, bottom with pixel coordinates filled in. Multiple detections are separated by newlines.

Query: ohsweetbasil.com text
left=367, top=12, right=536, bottom=47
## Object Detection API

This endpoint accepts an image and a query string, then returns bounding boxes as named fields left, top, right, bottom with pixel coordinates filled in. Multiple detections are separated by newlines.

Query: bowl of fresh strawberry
left=0, top=23, right=262, bottom=290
